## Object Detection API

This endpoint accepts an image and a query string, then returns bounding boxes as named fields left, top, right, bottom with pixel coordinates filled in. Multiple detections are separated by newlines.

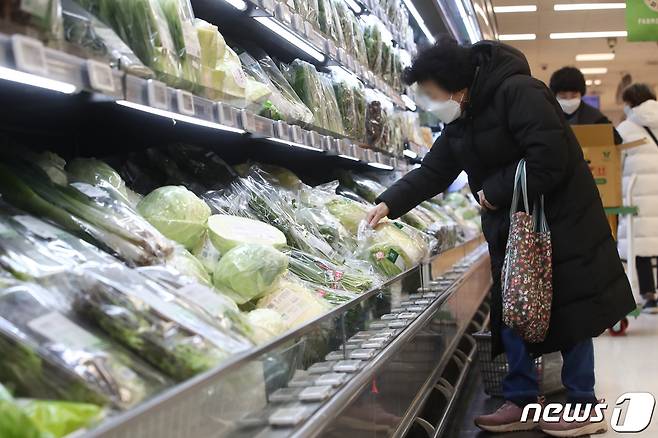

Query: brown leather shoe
left=474, top=401, right=537, bottom=433
left=540, top=401, right=608, bottom=437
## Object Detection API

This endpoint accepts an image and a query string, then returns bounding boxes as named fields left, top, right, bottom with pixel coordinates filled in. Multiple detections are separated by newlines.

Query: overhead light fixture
left=554, top=2, right=625, bottom=10
left=344, top=0, right=362, bottom=14
left=493, top=5, right=537, bottom=13
left=338, top=154, right=360, bottom=161
left=253, top=17, right=326, bottom=62
left=580, top=67, right=608, bottom=74
left=499, top=33, right=537, bottom=40
left=586, top=79, right=593, bottom=86
left=401, top=94, right=417, bottom=111
left=550, top=30, right=627, bottom=39
left=576, top=53, right=615, bottom=61
left=266, top=137, right=323, bottom=152
left=368, top=162, right=394, bottom=170
left=594, top=79, right=602, bottom=85
left=116, top=100, right=245, bottom=133
left=0, top=66, right=77, bottom=94
left=221, top=0, right=248, bottom=11
left=401, top=0, right=435, bottom=43
left=403, top=149, right=418, bottom=159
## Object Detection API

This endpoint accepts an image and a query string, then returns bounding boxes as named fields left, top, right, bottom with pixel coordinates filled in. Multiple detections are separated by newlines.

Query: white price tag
left=240, top=110, right=255, bottom=131
left=290, top=125, right=304, bottom=143
left=29, top=312, right=101, bottom=350
left=12, top=35, right=47, bottom=76
left=176, top=89, right=195, bottom=116
left=263, top=287, right=307, bottom=326
left=292, top=14, right=304, bottom=32
left=87, top=59, right=115, bottom=93
left=146, top=79, right=168, bottom=109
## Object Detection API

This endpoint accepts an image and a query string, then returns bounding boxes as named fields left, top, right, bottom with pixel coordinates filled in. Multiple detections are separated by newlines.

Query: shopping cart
left=473, top=331, right=564, bottom=397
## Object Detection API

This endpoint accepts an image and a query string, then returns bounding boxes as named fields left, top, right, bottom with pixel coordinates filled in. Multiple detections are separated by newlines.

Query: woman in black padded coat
left=367, top=36, right=634, bottom=437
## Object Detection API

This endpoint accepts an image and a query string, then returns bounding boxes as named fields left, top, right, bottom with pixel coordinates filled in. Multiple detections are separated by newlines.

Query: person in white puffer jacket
left=617, top=83, right=658, bottom=312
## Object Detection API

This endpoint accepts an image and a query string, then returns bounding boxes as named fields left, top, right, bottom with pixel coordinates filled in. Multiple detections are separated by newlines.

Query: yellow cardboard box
left=572, top=124, right=621, bottom=207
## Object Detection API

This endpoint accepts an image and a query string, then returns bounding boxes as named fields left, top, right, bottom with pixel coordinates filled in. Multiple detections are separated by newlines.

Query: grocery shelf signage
left=626, top=0, right=658, bottom=41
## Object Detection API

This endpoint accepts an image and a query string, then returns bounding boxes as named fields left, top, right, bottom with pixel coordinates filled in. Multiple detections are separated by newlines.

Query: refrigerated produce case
left=0, top=0, right=490, bottom=436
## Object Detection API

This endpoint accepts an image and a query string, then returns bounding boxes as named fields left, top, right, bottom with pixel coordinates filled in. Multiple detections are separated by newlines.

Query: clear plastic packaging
left=256, top=278, right=329, bottom=330
left=330, top=68, right=359, bottom=139
left=293, top=0, right=319, bottom=29
left=317, top=0, right=343, bottom=47
left=362, top=15, right=382, bottom=74
left=77, top=0, right=182, bottom=84
left=0, top=0, right=63, bottom=39
left=318, top=73, right=345, bottom=135
left=364, top=88, right=390, bottom=149
left=0, top=281, right=168, bottom=409
left=62, top=0, right=154, bottom=78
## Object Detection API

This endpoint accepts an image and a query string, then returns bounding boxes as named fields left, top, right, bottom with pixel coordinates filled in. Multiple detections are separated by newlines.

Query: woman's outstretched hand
left=367, top=202, right=390, bottom=227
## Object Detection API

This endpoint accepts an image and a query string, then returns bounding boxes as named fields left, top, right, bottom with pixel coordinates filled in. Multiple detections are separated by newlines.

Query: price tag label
left=240, top=109, right=256, bottom=132
left=217, top=103, right=236, bottom=127
left=274, top=121, right=290, bottom=140
left=12, top=35, right=47, bottom=75
left=290, top=125, right=304, bottom=144
left=275, top=3, right=293, bottom=25
left=291, top=14, right=304, bottom=32
left=146, top=79, right=168, bottom=110
left=253, top=115, right=274, bottom=136
left=86, top=59, right=115, bottom=93
left=176, top=89, right=195, bottom=116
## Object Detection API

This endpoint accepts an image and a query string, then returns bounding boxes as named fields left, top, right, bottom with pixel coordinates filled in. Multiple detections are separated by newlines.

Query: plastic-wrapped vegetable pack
left=157, top=0, right=202, bottom=89
left=330, top=68, right=361, bottom=140
left=0, top=383, right=103, bottom=438
left=362, top=15, right=382, bottom=74
left=0, top=281, right=168, bottom=409
left=318, top=73, right=345, bottom=135
left=256, top=278, right=329, bottom=330
left=317, top=0, right=344, bottom=47
left=239, top=52, right=313, bottom=124
left=62, top=0, right=154, bottom=78
left=293, top=0, right=320, bottom=29
left=357, top=221, right=428, bottom=276
left=0, top=153, right=174, bottom=266
left=77, top=0, right=182, bottom=84
left=351, top=13, right=369, bottom=66
left=364, top=88, right=391, bottom=149
left=0, top=0, right=63, bottom=39
left=72, top=264, right=252, bottom=381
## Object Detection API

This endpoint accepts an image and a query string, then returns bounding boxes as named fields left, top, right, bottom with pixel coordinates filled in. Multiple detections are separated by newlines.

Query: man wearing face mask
left=367, top=36, right=634, bottom=437
left=549, top=66, right=622, bottom=144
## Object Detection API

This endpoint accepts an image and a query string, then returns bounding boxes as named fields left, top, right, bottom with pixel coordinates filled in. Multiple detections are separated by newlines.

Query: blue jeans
left=501, top=326, right=596, bottom=406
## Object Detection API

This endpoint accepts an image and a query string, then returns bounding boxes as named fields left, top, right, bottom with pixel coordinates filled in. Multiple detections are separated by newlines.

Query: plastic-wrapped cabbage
left=201, top=36, right=248, bottom=106
left=77, top=0, right=182, bottom=82
left=16, top=398, right=103, bottom=438
left=191, top=232, right=220, bottom=275
left=66, top=158, right=133, bottom=206
left=245, top=309, right=287, bottom=344
left=62, top=0, right=153, bottom=78
left=195, top=18, right=219, bottom=68
left=166, top=246, right=211, bottom=285
left=256, top=279, right=329, bottom=330
left=0, top=282, right=168, bottom=409
left=0, top=158, right=174, bottom=266
left=73, top=265, right=246, bottom=381
left=325, top=196, right=368, bottom=234
left=359, top=221, right=427, bottom=276
left=245, top=77, right=273, bottom=107
left=157, top=0, right=202, bottom=88
left=137, top=185, right=210, bottom=250
left=212, top=244, right=289, bottom=305
left=207, top=214, right=287, bottom=254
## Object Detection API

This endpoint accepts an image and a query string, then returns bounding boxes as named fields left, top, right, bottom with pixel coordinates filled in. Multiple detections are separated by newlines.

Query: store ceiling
left=492, top=0, right=658, bottom=116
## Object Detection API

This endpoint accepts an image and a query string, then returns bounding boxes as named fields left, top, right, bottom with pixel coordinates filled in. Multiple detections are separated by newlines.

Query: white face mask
left=428, top=94, right=463, bottom=124
left=557, top=97, right=581, bottom=115
left=623, top=105, right=633, bottom=117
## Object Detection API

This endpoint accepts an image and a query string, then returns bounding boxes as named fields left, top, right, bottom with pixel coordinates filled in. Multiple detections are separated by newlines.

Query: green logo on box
left=595, top=178, right=607, bottom=184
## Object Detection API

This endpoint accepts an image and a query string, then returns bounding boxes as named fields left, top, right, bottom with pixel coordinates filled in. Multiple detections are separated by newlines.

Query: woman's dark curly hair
left=622, top=83, right=656, bottom=108
left=402, top=35, right=475, bottom=92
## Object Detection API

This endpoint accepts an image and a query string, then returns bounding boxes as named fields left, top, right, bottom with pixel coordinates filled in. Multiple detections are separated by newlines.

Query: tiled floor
left=443, top=314, right=658, bottom=437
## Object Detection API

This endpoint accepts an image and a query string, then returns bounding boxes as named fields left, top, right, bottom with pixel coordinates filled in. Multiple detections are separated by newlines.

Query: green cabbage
left=325, top=197, right=368, bottom=234
left=18, top=399, right=103, bottom=438
left=166, top=246, right=211, bottom=285
left=212, top=244, right=288, bottom=304
left=207, top=214, right=287, bottom=254
left=245, top=309, right=287, bottom=344
left=137, top=186, right=210, bottom=250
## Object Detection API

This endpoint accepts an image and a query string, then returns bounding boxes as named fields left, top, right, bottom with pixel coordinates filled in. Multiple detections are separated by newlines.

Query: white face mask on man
left=557, top=97, right=581, bottom=115
left=429, top=94, right=464, bottom=124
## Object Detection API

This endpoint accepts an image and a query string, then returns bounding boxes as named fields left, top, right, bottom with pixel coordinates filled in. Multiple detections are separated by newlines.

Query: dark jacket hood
left=467, top=41, right=531, bottom=114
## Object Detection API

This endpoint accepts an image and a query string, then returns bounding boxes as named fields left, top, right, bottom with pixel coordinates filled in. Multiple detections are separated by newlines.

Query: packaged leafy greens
left=0, top=0, right=63, bottom=39
left=62, top=0, right=153, bottom=78
left=330, top=68, right=359, bottom=139
left=283, top=59, right=329, bottom=130
left=362, top=16, right=382, bottom=74
left=66, top=157, right=136, bottom=207
left=318, top=73, right=345, bottom=135
left=0, top=282, right=168, bottom=409
left=245, top=309, right=287, bottom=344
left=325, top=196, right=369, bottom=234
left=358, top=221, right=427, bottom=276
left=317, top=0, right=343, bottom=47
left=15, top=397, right=103, bottom=438
left=77, top=0, right=182, bottom=83
left=256, top=278, right=329, bottom=330
left=137, top=185, right=211, bottom=251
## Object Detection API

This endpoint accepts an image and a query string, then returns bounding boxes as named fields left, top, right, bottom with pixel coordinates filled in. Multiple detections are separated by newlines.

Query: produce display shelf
left=0, top=31, right=403, bottom=170
left=82, top=236, right=489, bottom=438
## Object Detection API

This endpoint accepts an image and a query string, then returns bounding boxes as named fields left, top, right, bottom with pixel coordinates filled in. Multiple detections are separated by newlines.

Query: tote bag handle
left=509, top=159, right=530, bottom=218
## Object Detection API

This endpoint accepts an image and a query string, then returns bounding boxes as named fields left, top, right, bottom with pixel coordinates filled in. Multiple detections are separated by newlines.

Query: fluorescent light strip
left=550, top=31, right=627, bottom=39
left=254, top=17, right=325, bottom=63
left=344, top=0, right=362, bottom=14
left=499, top=33, right=537, bottom=41
left=554, top=2, right=625, bottom=10
left=338, top=154, right=360, bottom=161
left=586, top=79, right=603, bottom=86
left=368, top=162, right=394, bottom=170
left=401, top=0, right=436, bottom=43
left=266, top=136, right=323, bottom=152
left=403, top=149, right=418, bottom=159
left=580, top=67, right=608, bottom=74
left=494, top=5, right=537, bottom=13
left=0, top=66, right=77, bottom=94
left=222, top=0, right=248, bottom=11
left=401, top=94, right=417, bottom=111
left=576, top=53, right=615, bottom=61
left=116, top=100, right=245, bottom=133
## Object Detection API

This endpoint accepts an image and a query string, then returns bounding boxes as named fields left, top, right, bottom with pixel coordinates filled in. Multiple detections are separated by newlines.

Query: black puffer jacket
left=377, top=41, right=635, bottom=357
